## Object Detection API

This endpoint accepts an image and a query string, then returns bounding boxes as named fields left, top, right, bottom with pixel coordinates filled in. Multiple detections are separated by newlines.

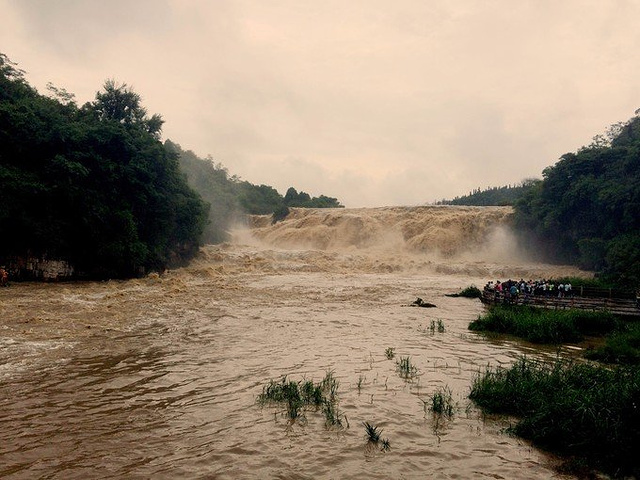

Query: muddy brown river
left=0, top=207, right=587, bottom=479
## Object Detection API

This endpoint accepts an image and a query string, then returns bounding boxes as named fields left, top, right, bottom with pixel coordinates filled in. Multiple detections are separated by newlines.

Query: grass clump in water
left=258, top=371, right=345, bottom=427
left=469, top=305, right=619, bottom=344
left=322, top=398, right=347, bottom=428
left=446, top=285, right=482, bottom=298
left=396, top=356, right=418, bottom=379
left=363, top=422, right=390, bottom=452
left=320, top=370, right=339, bottom=400
left=385, top=347, right=395, bottom=360
left=258, top=377, right=319, bottom=420
left=429, top=319, right=446, bottom=333
left=585, top=322, right=640, bottom=365
left=428, top=385, right=455, bottom=418
left=469, top=356, right=640, bottom=478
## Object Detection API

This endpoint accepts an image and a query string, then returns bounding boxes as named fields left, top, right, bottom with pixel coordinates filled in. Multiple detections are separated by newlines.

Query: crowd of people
left=484, top=279, right=573, bottom=298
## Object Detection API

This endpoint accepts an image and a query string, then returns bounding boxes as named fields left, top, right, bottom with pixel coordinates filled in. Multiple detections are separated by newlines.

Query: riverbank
left=470, top=357, right=640, bottom=478
left=468, top=303, right=640, bottom=477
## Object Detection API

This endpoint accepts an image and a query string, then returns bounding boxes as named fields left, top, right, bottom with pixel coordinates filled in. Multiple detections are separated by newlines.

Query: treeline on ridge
left=436, top=180, right=540, bottom=206
left=514, top=113, right=640, bottom=286
left=0, top=53, right=208, bottom=279
left=170, top=141, right=343, bottom=244
left=0, top=53, right=342, bottom=279
left=438, top=112, right=640, bottom=287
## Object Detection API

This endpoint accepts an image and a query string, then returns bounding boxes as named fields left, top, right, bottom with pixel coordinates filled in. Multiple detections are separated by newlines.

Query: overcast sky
left=2, top=0, right=640, bottom=207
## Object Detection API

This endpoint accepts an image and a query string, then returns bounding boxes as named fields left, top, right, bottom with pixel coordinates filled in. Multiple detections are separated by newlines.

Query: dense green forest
left=171, top=141, right=343, bottom=243
left=514, top=113, right=640, bottom=286
left=435, top=114, right=640, bottom=287
left=0, top=52, right=344, bottom=277
left=436, top=180, right=539, bottom=206
left=0, top=53, right=208, bottom=278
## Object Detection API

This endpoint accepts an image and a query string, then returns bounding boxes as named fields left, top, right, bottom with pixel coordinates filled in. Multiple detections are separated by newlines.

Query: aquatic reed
left=258, top=371, right=345, bottom=426
left=585, top=322, right=640, bottom=365
left=396, top=356, right=418, bottom=379
left=469, top=305, right=619, bottom=344
left=363, top=422, right=390, bottom=451
left=322, top=399, right=345, bottom=427
left=429, top=385, right=455, bottom=418
left=363, top=421, right=381, bottom=443
left=469, top=356, right=640, bottom=477
left=429, top=319, right=446, bottom=333
left=321, top=370, right=339, bottom=400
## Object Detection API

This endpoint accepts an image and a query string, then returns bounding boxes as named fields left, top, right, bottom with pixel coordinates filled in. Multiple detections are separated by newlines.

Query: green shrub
left=446, top=285, right=482, bottom=298
left=271, top=205, right=290, bottom=224
left=585, top=323, right=640, bottom=365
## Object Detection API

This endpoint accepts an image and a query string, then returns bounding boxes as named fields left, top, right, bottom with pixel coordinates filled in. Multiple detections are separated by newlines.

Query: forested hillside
left=0, top=53, right=208, bottom=278
left=514, top=113, right=640, bottom=285
left=171, top=142, right=344, bottom=243
left=436, top=180, right=539, bottom=206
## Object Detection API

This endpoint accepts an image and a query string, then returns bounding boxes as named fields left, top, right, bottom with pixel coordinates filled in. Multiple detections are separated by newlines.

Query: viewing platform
left=481, top=288, right=640, bottom=318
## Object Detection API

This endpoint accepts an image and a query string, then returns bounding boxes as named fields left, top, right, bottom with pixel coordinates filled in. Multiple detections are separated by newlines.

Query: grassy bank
left=468, top=305, right=619, bottom=344
left=470, top=357, right=640, bottom=477
left=585, top=322, right=640, bottom=365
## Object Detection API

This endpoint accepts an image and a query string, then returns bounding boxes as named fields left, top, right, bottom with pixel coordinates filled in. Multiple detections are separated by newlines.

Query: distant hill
left=166, top=141, right=343, bottom=244
left=436, top=180, right=540, bottom=206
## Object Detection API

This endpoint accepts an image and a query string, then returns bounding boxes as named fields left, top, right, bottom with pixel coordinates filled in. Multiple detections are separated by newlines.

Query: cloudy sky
left=2, top=0, right=640, bottom=207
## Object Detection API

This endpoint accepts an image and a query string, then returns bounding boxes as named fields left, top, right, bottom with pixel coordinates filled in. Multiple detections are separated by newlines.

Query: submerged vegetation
left=469, top=305, right=619, bottom=344
left=396, top=356, right=418, bottom=380
left=428, top=386, right=455, bottom=418
left=257, top=371, right=346, bottom=427
left=363, top=422, right=390, bottom=452
left=469, top=302, right=640, bottom=475
left=470, top=357, right=640, bottom=478
left=429, top=319, right=446, bottom=333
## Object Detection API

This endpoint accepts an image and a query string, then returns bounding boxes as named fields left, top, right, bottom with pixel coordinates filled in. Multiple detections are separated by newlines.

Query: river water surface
left=1, top=207, right=588, bottom=479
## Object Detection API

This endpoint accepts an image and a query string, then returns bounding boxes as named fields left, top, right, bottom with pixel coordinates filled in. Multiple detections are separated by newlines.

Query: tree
left=93, top=79, right=163, bottom=137
left=0, top=54, right=207, bottom=278
left=513, top=113, right=640, bottom=286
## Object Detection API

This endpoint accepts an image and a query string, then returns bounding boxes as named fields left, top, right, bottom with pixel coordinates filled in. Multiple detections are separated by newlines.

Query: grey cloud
left=9, top=0, right=174, bottom=59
